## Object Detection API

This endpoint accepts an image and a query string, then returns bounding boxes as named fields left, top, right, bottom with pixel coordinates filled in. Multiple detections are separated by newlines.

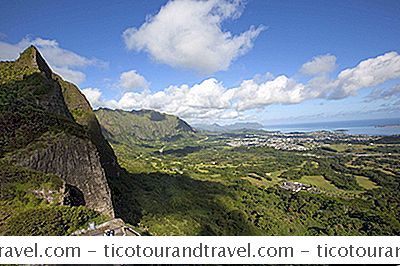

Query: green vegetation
left=56, top=74, right=99, bottom=130
left=92, top=110, right=399, bottom=236
left=2, top=206, right=104, bottom=236
left=95, top=108, right=196, bottom=144
left=0, top=159, right=63, bottom=203
left=108, top=132, right=400, bottom=236
left=0, top=160, right=104, bottom=235
left=328, top=144, right=372, bottom=153
left=355, top=175, right=379, bottom=190
left=298, top=175, right=338, bottom=191
left=0, top=46, right=109, bottom=235
left=0, top=52, right=88, bottom=155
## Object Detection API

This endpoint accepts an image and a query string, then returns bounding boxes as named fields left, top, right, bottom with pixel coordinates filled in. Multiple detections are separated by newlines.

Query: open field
left=299, top=175, right=338, bottom=191
left=355, top=175, right=379, bottom=190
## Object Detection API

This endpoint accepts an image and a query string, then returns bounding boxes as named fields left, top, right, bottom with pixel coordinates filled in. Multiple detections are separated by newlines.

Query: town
left=226, top=131, right=377, bottom=151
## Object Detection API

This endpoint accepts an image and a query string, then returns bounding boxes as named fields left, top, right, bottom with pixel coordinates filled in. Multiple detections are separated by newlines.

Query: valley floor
left=110, top=131, right=400, bottom=236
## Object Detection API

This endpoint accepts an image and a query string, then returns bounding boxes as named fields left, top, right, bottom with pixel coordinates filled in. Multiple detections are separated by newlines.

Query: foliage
left=0, top=161, right=104, bottom=236
left=1, top=206, right=103, bottom=236
left=109, top=132, right=400, bottom=236
left=0, top=67, right=89, bottom=155
left=0, top=46, right=108, bottom=236
left=95, top=108, right=196, bottom=143
left=0, top=159, right=63, bottom=203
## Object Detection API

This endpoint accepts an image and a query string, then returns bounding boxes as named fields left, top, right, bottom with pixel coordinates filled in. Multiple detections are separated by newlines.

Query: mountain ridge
left=95, top=108, right=196, bottom=144
left=0, top=46, right=120, bottom=231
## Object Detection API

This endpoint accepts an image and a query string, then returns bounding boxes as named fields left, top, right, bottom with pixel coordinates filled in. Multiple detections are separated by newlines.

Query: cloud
left=300, top=54, right=337, bottom=75
left=123, top=0, right=264, bottom=74
left=81, top=88, right=104, bottom=109
left=365, top=84, right=400, bottom=102
left=119, top=70, right=149, bottom=90
left=31, top=38, right=101, bottom=68
left=329, top=51, right=400, bottom=99
left=0, top=38, right=27, bottom=60
left=232, top=76, right=306, bottom=111
left=84, top=78, right=241, bottom=120
left=0, top=37, right=105, bottom=84
left=115, top=78, right=238, bottom=119
left=84, top=51, right=400, bottom=122
left=235, top=51, right=400, bottom=105
left=52, top=66, right=86, bottom=85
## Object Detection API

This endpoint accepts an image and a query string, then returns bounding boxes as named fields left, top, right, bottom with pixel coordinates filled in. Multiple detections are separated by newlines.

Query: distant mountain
left=0, top=46, right=121, bottom=234
left=95, top=108, right=196, bottom=144
left=194, top=122, right=264, bottom=132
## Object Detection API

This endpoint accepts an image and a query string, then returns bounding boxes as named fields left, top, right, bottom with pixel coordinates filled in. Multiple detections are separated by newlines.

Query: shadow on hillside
left=111, top=171, right=258, bottom=235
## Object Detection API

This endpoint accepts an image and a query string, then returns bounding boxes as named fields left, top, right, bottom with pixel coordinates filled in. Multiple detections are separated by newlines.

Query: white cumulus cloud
left=84, top=51, right=400, bottom=122
left=81, top=88, right=104, bottom=109
left=115, top=78, right=237, bottom=119
left=0, top=37, right=105, bottom=85
left=232, top=76, right=307, bottom=111
left=123, top=0, right=265, bottom=74
left=119, top=70, right=149, bottom=90
left=329, top=51, right=400, bottom=99
left=300, top=54, right=337, bottom=76
left=52, top=66, right=87, bottom=85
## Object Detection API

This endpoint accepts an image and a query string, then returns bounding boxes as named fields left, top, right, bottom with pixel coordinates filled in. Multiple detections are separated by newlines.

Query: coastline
left=263, top=118, right=400, bottom=136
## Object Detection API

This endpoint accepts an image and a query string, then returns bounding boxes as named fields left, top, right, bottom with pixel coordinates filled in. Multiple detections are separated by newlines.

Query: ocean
left=263, top=118, right=400, bottom=136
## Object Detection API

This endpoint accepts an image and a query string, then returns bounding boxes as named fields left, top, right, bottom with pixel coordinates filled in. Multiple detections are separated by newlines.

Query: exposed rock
left=56, top=75, right=121, bottom=178
left=10, top=132, right=114, bottom=217
left=0, top=46, right=118, bottom=217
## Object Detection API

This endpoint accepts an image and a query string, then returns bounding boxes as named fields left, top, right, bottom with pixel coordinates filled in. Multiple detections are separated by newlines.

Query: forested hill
left=95, top=108, right=196, bottom=144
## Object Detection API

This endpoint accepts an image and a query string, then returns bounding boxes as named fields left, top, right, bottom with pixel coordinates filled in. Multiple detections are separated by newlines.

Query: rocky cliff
left=56, top=75, right=121, bottom=178
left=0, top=46, right=119, bottom=217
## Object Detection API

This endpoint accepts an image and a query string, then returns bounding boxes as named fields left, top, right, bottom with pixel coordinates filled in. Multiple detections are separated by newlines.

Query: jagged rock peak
left=17, top=45, right=52, bottom=78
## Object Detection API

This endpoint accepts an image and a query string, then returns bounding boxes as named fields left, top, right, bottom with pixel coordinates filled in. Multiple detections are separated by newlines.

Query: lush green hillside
left=95, top=108, right=196, bottom=144
left=0, top=46, right=112, bottom=235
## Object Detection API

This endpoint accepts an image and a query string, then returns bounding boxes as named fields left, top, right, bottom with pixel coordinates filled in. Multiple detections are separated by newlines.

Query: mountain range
left=193, top=122, right=264, bottom=132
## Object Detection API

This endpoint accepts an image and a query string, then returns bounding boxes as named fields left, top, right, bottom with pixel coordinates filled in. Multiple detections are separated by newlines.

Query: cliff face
left=0, top=46, right=118, bottom=217
left=55, top=75, right=121, bottom=178
left=9, top=132, right=114, bottom=215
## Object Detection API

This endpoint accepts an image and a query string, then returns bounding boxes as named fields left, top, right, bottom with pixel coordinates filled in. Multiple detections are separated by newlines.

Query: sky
left=0, top=0, right=399, bottom=125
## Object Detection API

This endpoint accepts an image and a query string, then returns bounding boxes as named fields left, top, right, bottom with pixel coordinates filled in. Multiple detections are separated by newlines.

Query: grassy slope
left=355, top=175, right=379, bottom=190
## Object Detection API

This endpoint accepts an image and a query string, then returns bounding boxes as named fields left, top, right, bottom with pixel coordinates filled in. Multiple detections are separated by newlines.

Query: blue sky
left=0, top=0, right=399, bottom=125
